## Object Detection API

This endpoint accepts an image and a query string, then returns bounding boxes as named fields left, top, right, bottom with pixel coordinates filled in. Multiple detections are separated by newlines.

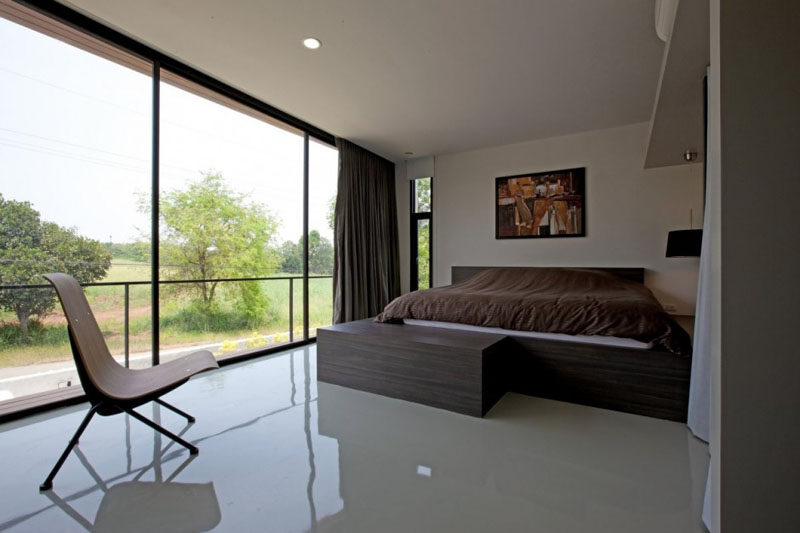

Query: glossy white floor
left=0, top=345, right=709, bottom=532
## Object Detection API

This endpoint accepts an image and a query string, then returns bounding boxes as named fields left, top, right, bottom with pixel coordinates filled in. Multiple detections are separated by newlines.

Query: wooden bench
left=316, top=319, right=511, bottom=417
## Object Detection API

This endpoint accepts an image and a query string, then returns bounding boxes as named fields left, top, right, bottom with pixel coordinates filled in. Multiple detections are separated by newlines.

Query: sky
left=0, top=16, right=338, bottom=246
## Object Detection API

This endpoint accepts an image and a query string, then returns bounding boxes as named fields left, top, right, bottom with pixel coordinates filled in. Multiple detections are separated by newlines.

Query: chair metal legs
left=155, top=399, right=195, bottom=423
left=40, top=404, right=100, bottom=491
left=121, top=406, right=199, bottom=456
left=40, top=401, right=198, bottom=491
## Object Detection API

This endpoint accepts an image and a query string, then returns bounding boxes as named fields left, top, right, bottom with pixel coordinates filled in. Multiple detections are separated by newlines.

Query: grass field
left=0, top=260, right=333, bottom=368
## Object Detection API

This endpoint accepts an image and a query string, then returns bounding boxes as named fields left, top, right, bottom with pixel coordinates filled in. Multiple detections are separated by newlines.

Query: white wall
left=717, top=0, right=800, bottom=531
left=407, top=122, right=703, bottom=315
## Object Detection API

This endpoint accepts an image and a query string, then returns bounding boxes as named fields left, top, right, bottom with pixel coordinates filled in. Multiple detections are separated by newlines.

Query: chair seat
left=101, top=349, right=219, bottom=402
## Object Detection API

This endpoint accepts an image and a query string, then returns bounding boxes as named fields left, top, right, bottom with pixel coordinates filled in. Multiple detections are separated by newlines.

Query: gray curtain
left=333, top=138, right=400, bottom=323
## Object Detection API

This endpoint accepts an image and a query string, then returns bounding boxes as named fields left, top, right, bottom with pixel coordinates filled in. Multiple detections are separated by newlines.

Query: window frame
left=0, top=0, right=338, bottom=420
left=409, top=177, right=432, bottom=291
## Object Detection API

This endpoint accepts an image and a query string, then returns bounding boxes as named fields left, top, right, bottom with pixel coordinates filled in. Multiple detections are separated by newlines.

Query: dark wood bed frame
left=317, top=266, right=691, bottom=422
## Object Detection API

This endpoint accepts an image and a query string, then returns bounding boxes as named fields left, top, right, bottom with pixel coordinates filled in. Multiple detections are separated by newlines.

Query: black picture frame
left=495, top=167, right=586, bottom=239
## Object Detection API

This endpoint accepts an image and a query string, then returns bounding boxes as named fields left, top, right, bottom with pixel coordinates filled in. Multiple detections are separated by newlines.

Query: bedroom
left=0, top=1, right=797, bottom=532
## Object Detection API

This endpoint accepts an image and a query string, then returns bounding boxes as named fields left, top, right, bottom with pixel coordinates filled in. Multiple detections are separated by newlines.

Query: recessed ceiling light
left=404, top=151, right=414, bottom=156
left=303, top=38, right=321, bottom=50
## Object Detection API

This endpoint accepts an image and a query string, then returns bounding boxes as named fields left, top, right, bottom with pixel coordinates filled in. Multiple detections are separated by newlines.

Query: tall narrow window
left=410, top=177, right=432, bottom=291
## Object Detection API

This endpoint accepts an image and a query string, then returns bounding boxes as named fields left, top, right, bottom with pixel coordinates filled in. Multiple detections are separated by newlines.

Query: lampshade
left=666, top=229, right=702, bottom=257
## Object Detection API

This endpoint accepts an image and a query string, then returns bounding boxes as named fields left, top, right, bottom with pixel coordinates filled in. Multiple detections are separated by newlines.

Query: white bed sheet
left=403, top=319, right=653, bottom=350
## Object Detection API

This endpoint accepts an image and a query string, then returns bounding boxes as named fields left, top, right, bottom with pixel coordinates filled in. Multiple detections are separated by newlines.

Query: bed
left=317, top=266, right=692, bottom=421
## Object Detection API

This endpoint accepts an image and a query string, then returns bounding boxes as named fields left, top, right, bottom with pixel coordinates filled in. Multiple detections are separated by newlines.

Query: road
left=0, top=332, right=289, bottom=399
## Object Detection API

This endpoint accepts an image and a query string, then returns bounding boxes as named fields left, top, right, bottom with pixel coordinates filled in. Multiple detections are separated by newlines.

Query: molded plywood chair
left=39, top=273, right=219, bottom=491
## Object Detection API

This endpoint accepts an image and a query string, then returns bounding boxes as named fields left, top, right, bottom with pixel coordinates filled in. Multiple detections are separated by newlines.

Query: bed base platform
left=316, top=319, right=691, bottom=422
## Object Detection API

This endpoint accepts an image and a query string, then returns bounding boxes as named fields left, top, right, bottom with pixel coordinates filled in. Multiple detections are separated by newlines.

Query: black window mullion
left=303, top=133, right=310, bottom=339
left=151, top=61, right=160, bottom=366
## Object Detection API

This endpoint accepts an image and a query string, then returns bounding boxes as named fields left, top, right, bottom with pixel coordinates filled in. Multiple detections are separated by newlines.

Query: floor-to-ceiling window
left=158, top=71, right=307, bottom=359
left=0, top=3, right=153, bottom=400
left=0, top=0, right=336, bottom=410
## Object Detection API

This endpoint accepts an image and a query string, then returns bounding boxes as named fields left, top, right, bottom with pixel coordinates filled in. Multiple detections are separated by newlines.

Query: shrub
left=234, top=282, right=274, bottom=328
left=218, top=339, right=239, bottom=354
left=244, top=332, right=267, bottom=349
left=0, top=320, right=67, bottom=348
left=159, top=300, right=251, bottom=333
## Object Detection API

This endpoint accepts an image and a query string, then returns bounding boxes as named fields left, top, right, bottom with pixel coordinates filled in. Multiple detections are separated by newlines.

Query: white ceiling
left=62, top=0, right=665, bottom=162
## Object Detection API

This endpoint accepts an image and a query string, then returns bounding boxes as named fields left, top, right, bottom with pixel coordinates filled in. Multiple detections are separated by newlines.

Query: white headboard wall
left=399, top=122, right=703, bottom=315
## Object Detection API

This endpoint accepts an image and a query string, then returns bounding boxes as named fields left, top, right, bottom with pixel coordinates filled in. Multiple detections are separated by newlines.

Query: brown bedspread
left=376, top=268, right=691, bottom=354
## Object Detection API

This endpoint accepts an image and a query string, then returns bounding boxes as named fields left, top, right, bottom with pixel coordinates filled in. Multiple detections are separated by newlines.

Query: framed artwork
left=495, top=167, right=586, bottom=239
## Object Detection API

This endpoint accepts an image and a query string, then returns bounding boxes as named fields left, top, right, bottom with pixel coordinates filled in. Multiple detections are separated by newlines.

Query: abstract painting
left=495, top=167, right=585, bottom=239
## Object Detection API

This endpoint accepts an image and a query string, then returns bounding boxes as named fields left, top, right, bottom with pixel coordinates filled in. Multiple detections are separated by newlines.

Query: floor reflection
left=3, top=425, right=218, bottom=532
left=315, top=385, right=708, bottom=532
left=0, top=346, right=706, bottom=533
left=0, top=347, right=342, bottom=532
left=44, top=451, right=219, bottom=532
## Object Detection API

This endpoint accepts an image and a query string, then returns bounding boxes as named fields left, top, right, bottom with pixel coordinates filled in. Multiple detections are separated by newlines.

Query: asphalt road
left=0, top=332, right=288, bottom=399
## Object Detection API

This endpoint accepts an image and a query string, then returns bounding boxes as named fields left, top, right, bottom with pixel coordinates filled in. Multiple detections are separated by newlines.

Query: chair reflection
left=0, top=348, right=341, bottom=532
left=43, top=409, right=221, bottom=532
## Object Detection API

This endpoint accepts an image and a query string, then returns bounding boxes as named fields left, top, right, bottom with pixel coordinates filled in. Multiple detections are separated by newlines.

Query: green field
left=0, top=260, right=333, bottom=368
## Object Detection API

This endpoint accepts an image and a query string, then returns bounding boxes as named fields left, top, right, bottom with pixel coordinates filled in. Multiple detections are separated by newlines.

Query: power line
left=0, top=139, right=147, bottom=174
left=0, top=136, right=145, bottom=171
left=1, top=66, right=300, bottom=154
left=0, top=138, right=198, bottom=178
left=0, top=66, right=149, bottom=116
left=0, top=126, right=147, bottom=162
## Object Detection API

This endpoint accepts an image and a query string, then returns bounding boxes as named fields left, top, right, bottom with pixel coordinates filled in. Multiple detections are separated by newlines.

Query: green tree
left=417, top=220, right=430, bottom=289
left=0, top=194, right=111, bottom=338
left=415, top=177, right=431, bottom=212
left=151, top=173, right=279, bottom=317
left=279, top=240, right=302, bottom=274
left=277, top=230, right=334, bottom=275
left=327, top=195, right=336, bottom=231
left=307, top=230, right=334, bottom=275
left=105, top=241, right=150, bottom=262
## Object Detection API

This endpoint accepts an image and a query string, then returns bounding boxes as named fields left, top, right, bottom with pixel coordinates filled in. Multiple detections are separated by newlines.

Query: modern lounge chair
left=39, top=273, right=219, bottom=491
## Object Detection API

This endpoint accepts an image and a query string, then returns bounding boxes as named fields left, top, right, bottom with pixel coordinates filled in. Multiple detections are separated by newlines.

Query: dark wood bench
left=316, top=319, right=511, bottom=417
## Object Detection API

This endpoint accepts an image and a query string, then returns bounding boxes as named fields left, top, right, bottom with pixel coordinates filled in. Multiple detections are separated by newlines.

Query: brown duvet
left=376, top=268, right=691, bottom=355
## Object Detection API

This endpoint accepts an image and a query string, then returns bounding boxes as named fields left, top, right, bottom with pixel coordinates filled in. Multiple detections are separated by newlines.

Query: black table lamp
left=666, top=229, right=702, bottom=257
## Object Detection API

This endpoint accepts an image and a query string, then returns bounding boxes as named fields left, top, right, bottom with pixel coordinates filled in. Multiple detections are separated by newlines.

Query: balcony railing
left=0, top=275, right=332, bottom=369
